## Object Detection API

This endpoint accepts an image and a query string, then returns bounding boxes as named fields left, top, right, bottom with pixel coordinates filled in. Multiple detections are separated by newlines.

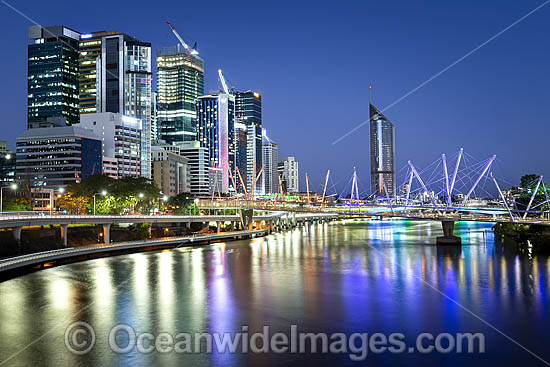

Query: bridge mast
left=461, top=155, right=496, bottom=206
left=491, top=173, right=515, bottom=222
left=442, top=153, right=450, bottom=209
left=321, top=169, right=330, bottom=208
left=236, top=167, right=248, bottom=200
left=404, top=170, right=414, bottom=210
left=448, top=148, right=463, bottom=207
left=523, top=175, right=543, bottom=219
left=305, top=173, right=311, bottom=207
left=408, top=161, right=441, bottom=214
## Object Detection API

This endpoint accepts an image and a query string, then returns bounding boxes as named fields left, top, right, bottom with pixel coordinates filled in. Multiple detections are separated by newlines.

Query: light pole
left=93, top=190, right=107, bottom=215
left=157, top=193, right=168, bottom=215
left=0, top=183, right=17, bottom=213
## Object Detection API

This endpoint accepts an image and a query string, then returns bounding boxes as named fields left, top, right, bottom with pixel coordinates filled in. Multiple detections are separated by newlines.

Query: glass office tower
left=369, top=104, right=395, bottom=197
left=78, top=31, right=152, bottom=178
left=235, top=91, right=263, bottom=194
left=196, top=93, right=235, bottom=193
left=235, top=91, right=262, bottom=127
left=157, top=45, right=204, bottom=145
left=28, top=25, right=80, bottom=128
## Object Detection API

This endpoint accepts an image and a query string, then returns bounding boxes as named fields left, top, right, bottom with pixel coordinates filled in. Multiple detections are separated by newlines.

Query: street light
left=0, top=183, right=17, bottom=213
left=93, top=191, right=107, bottom=215
left=139, top=193, right=144, bottom=198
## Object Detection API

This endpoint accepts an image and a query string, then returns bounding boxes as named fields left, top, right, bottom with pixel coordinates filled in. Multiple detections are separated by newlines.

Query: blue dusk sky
left=0, top=0, right=549, bottom=193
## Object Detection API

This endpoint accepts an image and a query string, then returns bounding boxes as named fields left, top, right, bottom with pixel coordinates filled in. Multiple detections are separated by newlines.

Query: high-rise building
left=278, top=157, right=299, bottom=193
left=246, top=125, right=264, bottom=196
left=28, top=25, right=81, bottom=128
left=369, top=104, right=395, bottom=197
left=196, top=93, right=235, bottom=193
left=157, top=45, right=204, bottom=145
left=79, top=31, right=118, bottom=114
left=78, top=31, right=152, bottom=178
left=235, top=91, right=263, bottom=195
left=262, top=130, right=278, bottom=194
left=16, top=126, right=102, bottom=190
left=151, top=91, right=159, bottom=141
left=0, top=141, right=16, bottom=187
left=235, top=91, right=262, bottom=127
left=77, top=112, right=142, bottom=178
left=151, top=144, right=190, bottom=196
left=234, top=120, right=248, bottom=194
left=178, top=141, right=210, bottom=196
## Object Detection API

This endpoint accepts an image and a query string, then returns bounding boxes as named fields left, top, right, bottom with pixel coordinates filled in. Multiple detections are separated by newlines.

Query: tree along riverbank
left=493, top=222, right=550, bottom=254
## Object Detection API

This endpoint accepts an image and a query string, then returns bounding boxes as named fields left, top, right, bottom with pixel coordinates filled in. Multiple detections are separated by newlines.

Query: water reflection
left=0, top=220, right=549, bottom=365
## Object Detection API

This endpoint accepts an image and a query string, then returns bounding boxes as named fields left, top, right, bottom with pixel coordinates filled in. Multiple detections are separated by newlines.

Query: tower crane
left=166, top=21, right=199, bottom=56
left=217, top=68, right=230, bottom=94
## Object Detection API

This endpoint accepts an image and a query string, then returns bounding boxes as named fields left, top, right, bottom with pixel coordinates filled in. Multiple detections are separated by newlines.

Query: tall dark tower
left=369, top=104, right=395, bottom=197
left=28, top=26, right=81, bottom=128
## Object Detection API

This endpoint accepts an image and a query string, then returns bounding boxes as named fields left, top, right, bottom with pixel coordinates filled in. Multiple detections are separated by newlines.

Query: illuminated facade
left=247, top=124, right=264, bottom=195
left=28, top=25, right=80, bottom=128
left=178, top=141, right=210, bottom=196
left=151, top=144, right=190, bottom=196
left=78, top=31, right=118, bottom=114
left=78, top=113, right=141, bottom=178
left=157, top=45, right=204, bottom=145
left=196, top=93, right=235, bottom=193
left=369, top=104, right=395, bottom=197
left=278, top=157, right=299, bottom=193
left=262, top=130, right=278, bottom=194
left=235, top=91, right=263, bottom=195
left=16, top=126, right=102, bottom=190
left=235, top=91, right=262, bottom=127
left=78, top=31, right=152, bottom=178
left=234, top=120, right=248, bottom=193
left=0, top=141, right=16, bottom=187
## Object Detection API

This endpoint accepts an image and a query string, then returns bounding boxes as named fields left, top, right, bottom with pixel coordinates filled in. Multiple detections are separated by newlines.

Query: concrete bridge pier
left=239, top=209, right=253, bottom=230
left=103, top=224, right=111, bottom=245
left=436, top=220, right=461, bottom=245
left=60, top=224, right=68, bottom=247
left=12, top=226, right=22, bottom=245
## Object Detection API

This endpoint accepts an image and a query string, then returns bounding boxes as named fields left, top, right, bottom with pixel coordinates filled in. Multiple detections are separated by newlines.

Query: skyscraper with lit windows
left=156, top=45, right=204, bottom=145
left=369, top=104, right=395, bottom=197
left=196, top=93, right=235, bottom=193
left=27, top=25, right=80, bottom=128
left=235, top=91, right=263, bottom=194
left=78, top=31, right=152, bottom=178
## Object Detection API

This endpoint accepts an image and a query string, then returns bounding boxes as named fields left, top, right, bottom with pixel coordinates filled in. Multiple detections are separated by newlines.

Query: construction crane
left=217, top=68, right=230, bottom=94
left=166, top=21, right=199, bottom=56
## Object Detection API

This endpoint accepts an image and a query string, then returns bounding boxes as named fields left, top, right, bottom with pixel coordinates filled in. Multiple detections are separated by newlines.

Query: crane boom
left=218, top=68, right=230, bottom=94
left=166, top=21, right=198, bottom=55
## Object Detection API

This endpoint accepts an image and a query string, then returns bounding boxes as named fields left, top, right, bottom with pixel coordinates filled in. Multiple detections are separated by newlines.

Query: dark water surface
left=0, top=220, right=549, bottom=366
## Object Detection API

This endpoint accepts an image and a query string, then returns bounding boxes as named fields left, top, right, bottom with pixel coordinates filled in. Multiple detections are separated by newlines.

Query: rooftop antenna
left=369, top=85, right=373, bottom=104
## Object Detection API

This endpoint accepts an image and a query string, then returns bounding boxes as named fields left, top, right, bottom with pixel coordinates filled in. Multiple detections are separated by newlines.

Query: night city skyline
left=2, top=1, right=550, bottom=366
left=1, top=0, right=549, bottom=193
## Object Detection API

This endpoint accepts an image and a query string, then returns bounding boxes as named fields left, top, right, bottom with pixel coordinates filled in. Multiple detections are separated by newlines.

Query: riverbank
left=493, top=222, right=550, bottom=254
left=0, top=227, right=271, bottom=281
left=0, top=222, right=208, bottom=259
